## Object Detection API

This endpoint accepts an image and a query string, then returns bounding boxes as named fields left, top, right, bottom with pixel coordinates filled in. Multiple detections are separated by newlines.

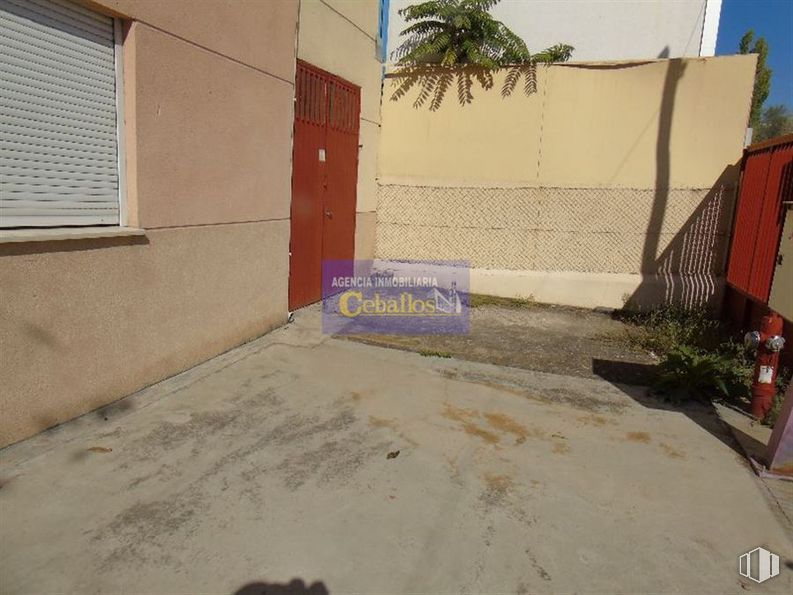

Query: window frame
left=113, top=17, right=128, bottom=228
left=0, top=4, right=129, bottom=233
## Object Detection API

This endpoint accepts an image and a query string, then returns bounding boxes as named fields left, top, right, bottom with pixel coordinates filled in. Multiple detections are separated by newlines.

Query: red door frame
left=289, top=61, right=360, bottom=310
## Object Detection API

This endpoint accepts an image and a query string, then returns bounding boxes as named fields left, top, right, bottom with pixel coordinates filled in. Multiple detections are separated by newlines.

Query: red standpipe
left=749, top=312, right=785, bottom=418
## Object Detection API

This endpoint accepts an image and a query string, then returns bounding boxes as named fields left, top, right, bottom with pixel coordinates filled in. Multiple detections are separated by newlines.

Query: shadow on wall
left=625, top=51, right=739, bottom=311
left=0, top=234, right=149, bottom=257
left=625, top=164, right=740, bottom=310
left=389, top=64, right=539, bottom=111
left=643, top=47, right=685, bottom=274
left=233, top=579, right=329, bottom=595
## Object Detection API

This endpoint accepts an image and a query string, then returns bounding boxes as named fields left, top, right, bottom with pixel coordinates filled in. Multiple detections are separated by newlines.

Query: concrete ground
left=1, top=308, right=792, bottom=594
left=714, top=403, right=793, bottom=545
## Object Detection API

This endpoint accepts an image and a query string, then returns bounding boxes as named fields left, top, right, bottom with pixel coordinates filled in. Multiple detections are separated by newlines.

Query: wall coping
left=0, top=227, right=146, bottom=244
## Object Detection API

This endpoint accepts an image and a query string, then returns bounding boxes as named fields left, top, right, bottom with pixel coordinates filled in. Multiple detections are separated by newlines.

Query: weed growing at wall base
left=468, top=294, right=535, bottom=308
left=653, top=344, right=752, bottom=404
left=616, top=305, right=725, bottom=356
left=616, top=305, right=792, bottom=425
left=615, top=306, right=759, bottom=405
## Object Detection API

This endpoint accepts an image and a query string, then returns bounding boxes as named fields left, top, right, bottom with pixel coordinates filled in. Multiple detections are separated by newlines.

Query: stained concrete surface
left=1, top=308, right=792, bottom=594
left=714, top=403, right=793, bottom=545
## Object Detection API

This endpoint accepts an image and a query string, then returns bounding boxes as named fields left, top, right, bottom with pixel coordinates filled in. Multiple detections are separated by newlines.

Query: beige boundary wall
left=0, top=1, right=299, bottom=447
left=297, top=0, right=382, bottom=259
left=769, top=209, right=793, bottom=322
left=377, top=56, right=756, bottom=309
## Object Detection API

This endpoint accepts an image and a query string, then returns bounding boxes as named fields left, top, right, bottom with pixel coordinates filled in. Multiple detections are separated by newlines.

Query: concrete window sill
left=0, top=227, right=146, bottom=244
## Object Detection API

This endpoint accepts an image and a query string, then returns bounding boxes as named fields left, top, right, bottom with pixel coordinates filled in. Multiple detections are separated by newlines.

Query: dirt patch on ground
left=626, top=431, right=652, bottom=443
left=577, top=414, right=616, bottom=427
left=368, top=416, right=398, bottom=430
left=439, top=368, right=631, bottom=414
left=441, top=403, right=570, bottom=450
left=344, top=302, right=657, bottom=385
left=443, top=403, right=501, bottom=445
left=660, top=442, right=686, bottom=459
left=483, top=412, right=530, bottom=444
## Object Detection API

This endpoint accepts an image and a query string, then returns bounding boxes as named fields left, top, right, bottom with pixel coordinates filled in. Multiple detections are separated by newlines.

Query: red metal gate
left=726, top=134, right=793, bottom=303
left=289, top=61, right=360, bottom=310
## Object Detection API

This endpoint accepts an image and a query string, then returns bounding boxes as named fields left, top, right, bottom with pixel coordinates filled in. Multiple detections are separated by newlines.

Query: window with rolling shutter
left=0, top=0, right=123, bottom=228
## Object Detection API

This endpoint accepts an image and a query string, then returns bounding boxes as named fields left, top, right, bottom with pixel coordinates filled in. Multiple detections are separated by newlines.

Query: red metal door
left=747, top=147, right=793, bottom=299
left=323, top=80, right=360, bottom=263
left=289, top=61, right=360, bottom=310
left=727, top=150, right=772, bottom=292
left=727, top=136, right=793, bottom=303
left=289, top=64, right=326, bottom=310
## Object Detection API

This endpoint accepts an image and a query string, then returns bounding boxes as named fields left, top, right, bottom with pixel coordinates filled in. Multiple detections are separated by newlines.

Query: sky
left=715, top=0, right=793, bottom=109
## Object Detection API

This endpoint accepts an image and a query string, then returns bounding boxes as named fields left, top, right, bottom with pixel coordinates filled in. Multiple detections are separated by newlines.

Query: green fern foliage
left=653, top=345, right=752, bottom=404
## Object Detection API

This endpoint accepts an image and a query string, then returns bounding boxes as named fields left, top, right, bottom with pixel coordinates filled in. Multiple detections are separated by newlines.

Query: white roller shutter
left=0, top=0, right=121, bottom=227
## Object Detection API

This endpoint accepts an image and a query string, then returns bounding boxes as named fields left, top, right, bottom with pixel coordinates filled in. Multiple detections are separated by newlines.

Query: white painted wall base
left=470, top=269, right=725, bottom=311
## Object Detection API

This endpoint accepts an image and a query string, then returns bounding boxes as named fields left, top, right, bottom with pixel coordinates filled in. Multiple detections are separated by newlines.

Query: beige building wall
left=0, top=1, right=299, bottom=447
left=769, top=209, right=793, bottom=322
left=296, top=0, right=382, bottom=259
left=377, top=56, right=756, bottom=310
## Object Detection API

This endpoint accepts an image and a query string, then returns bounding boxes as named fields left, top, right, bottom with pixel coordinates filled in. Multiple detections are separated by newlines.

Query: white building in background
left=385, top=0, right=722, bottom=64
